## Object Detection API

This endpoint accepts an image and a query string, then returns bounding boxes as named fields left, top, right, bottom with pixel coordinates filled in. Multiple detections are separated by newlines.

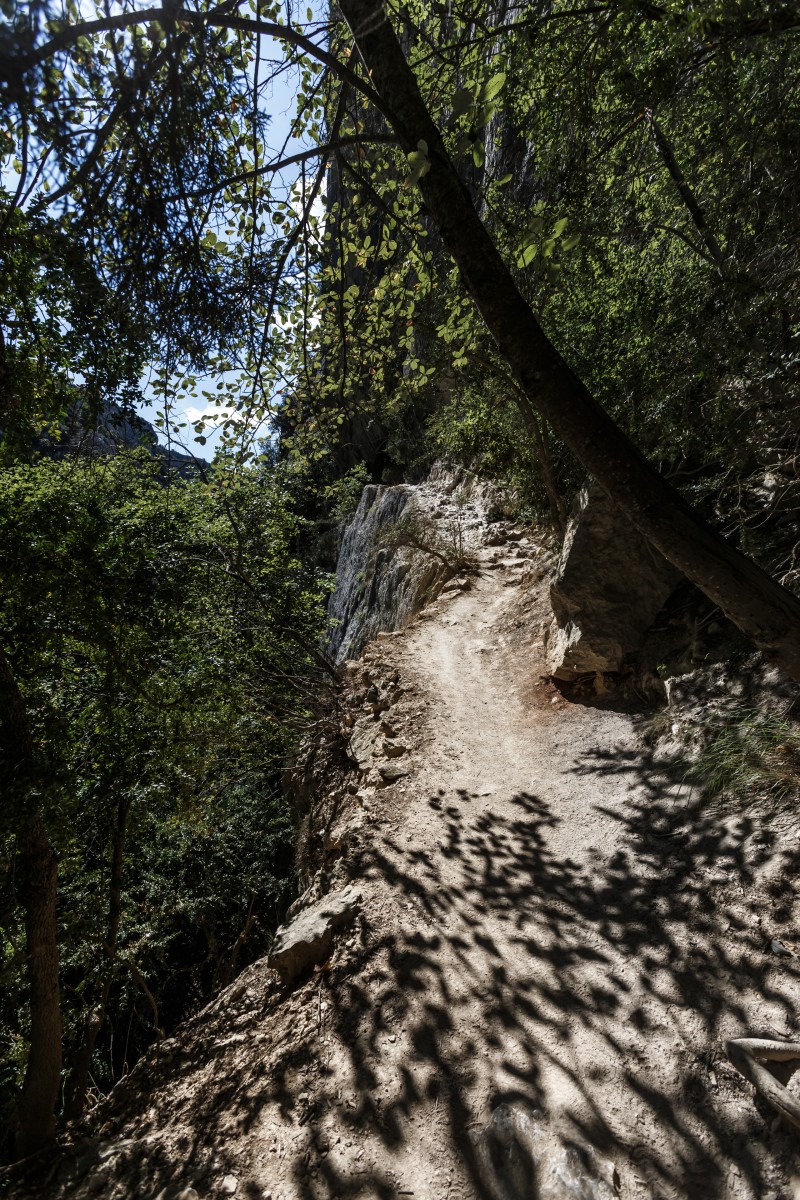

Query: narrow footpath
left=52, top=545, right=800, bottom=1200
left=325, top=558, right=800, bottom=1200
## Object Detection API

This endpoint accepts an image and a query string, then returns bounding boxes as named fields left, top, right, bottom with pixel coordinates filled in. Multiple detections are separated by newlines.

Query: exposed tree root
left=727, top=1038, right=800, bottom=1132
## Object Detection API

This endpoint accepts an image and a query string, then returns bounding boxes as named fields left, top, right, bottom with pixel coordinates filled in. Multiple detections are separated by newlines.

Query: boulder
left=348, top=715, right=380, bottom=770
left=377, top=761, right=409, bottom=784
left=546, top=482, right=682, bottom=680
left=268, top=886, right=362, bottom=985
left=382, top=738, right=407, bottom=758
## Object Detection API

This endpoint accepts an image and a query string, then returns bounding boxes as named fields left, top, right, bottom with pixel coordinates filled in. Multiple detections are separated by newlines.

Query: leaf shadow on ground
left=275, top=745, right=800, bottom=1199
left=43, top=744, right=800, bottom=1200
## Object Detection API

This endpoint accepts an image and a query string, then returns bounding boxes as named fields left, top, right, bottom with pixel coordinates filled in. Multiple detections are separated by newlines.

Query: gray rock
left=323, top=817, right=362, bottom=855
left=663, top=656, right=795, bottom=747
left=546, top=482, right=682, bottom=680
left=326, top=484, right=441, bottom=662
left=326, top=466, right=503, bottom=663
left=770, top=938, right=793, bottom=956
left=369, top=690, right=392, bottom=716
left=348, top=715, right=380, bottom=770
left=382, top=739, right=407, bottom=758
left=471, top=1105, right=615, bottom=1200
left=268, top=886, right=362, bottom=984
left=378, top=761, right=409, bottom=783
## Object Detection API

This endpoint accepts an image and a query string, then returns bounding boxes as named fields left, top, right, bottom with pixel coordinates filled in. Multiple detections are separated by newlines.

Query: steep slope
left=24, top=530, right=800, bottom=1200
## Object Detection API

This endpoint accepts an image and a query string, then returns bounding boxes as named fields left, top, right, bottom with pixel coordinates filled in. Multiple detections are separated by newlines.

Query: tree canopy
left=0, top=449, right=329, bottom=1148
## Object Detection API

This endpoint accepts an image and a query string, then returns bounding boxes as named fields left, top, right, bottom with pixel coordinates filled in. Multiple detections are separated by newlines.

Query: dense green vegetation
left=309, top=1, right=800, bottom=550
left=0, top=449, right=328, bottom=1148
left=2, top=0, right=800, bottom=1158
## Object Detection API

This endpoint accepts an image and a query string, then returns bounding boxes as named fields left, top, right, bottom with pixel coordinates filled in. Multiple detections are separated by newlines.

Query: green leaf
left=475, top=103, right=496, bottom=130
left=496, top=173, right=513, bottom=186
left=553, top=217, right=569, bottom=237
left=517, top=243, right=538, bottom=268
left=405, top=148, right=431, bottom=186
left=562, top=232, right=582, bottom=251
left=472, top=142, right=485, bottom=169
left=481, top=72, right=506, bottom=102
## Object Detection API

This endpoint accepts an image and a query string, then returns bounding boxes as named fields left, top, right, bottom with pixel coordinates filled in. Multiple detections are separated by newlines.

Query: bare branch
left=178, top=134, right=400, bottom=200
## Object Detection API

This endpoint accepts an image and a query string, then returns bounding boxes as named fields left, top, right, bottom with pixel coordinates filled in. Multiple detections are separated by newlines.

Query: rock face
left=34, top=397, right=198, bottom=477
left=267, top=886, right=362, bottom=985
left=546, top=482, right=682, bottom=680
left=327, top=484, right=423, bottom=663
left=327, top=464, right=509, bottom=664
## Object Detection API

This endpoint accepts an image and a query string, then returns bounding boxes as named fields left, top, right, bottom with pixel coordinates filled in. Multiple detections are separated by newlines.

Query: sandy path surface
left=48, top=549, right=800, bottom=1200
left=298, top=559, right=800, bottom=1200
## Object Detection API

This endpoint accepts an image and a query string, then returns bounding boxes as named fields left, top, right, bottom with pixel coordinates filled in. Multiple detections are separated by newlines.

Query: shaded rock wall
left=34, top=398, right=199, bottom=477
left=326, top=483, right=438, bottom=663
left=546, top=482, right=682, bottom=680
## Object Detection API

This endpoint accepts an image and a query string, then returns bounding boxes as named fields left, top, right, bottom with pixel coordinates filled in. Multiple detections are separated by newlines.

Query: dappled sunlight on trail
left=43, top=564, right=800, bottom=1200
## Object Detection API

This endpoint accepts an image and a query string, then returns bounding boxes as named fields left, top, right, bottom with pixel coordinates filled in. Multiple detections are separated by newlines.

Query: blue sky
left=140, top=4, right=325, bottom=461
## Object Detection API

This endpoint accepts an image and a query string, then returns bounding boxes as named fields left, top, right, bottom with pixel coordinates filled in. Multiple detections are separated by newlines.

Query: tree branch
left=26, top=5, right=400, bottom=133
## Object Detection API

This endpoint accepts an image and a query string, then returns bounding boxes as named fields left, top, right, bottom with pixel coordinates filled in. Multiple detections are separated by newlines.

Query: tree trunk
left=0, top=649, right=63, bottom=1156
left=339, top=0, right=800, bottom=682
left=16, top=812, right=62, bottom=1156
left=515, top=395, right=568, bottom=534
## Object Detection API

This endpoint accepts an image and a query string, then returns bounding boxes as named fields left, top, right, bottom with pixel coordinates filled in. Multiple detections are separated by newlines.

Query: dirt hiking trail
left=47, top=547, right=800, bottom=1200
left=328, top=561, right=800, bottom=1200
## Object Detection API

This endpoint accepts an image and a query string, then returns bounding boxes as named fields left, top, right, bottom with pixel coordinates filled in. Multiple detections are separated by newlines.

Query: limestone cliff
left=326, top=465, right=506, bottom=663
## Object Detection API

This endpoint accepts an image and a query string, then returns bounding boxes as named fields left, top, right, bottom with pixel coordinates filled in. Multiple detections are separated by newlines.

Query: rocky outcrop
left=326, top=483, right=435, bottom=663
left=546, top=482, right=682, bottom=681
left=34, top=397, right=198, bottom=476
left=267, top=885, right=362, bottom=985
left=326, top=465, right=501, bottom=663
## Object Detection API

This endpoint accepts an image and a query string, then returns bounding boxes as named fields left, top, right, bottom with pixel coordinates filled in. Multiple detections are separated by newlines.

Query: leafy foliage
left=0, top=200, right=146, bottom=453
left=279, top=0, right=800, bottom=543
left=0, top=453, right=326, bottom=1127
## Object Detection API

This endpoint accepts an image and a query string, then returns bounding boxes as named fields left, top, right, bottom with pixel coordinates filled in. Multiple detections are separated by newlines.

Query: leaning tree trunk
left=0, top=649, right=62, bottom=1156
left=339, top=0, right=800, bottom=683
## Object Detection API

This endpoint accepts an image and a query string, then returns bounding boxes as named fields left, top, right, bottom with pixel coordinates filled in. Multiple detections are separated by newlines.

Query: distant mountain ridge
left=33, top=397, right=200, bottom=476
